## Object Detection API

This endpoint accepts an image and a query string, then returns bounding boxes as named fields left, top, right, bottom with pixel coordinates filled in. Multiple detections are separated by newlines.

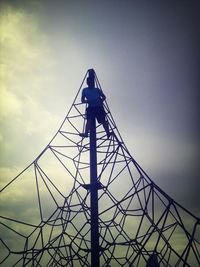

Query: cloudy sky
left=0, top=0, right=199, bottom=221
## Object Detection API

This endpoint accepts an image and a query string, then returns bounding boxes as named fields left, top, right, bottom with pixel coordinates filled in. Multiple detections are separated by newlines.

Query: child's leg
left=80, top=108, right=92, bottom=138
left=103, top=120, right=111, bottom=139
left=85, top=118, right=92, bottom=136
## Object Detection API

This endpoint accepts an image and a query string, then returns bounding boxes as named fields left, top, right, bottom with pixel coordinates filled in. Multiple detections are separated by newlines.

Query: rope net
left=0, top=70, right=199, bottom=266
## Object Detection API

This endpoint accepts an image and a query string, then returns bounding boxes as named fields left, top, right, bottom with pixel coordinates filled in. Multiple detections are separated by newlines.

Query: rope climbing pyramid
left=0, top=70, right=199, bottom=266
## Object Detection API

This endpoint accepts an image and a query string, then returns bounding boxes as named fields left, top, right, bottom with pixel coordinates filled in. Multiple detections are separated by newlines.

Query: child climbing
left=79, top=69, right=111, bottom=139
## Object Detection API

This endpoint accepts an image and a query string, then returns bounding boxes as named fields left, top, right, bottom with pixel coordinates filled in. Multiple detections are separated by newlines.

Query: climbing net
left=0, top=70, right=199, bottom=266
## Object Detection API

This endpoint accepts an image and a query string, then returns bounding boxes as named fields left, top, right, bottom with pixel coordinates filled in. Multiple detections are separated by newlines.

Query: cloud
left=0, top=2, right=60, bottom=168
left=0, top=86, right=22, bottom=118
left=0, top=3, right=53, bottom=104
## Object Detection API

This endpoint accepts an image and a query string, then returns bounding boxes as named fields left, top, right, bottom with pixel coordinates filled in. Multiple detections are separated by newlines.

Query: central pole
left=90, top=116, right=100, bottom=267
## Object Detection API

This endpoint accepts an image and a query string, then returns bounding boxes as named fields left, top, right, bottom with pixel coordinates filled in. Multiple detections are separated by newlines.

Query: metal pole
left=90, top=116, right=100, bottom=267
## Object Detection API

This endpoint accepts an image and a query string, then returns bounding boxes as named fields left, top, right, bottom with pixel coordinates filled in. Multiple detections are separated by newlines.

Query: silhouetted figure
left=79, top=75, right=111, bottom=139
left=146, top=253, right=159, bottom=267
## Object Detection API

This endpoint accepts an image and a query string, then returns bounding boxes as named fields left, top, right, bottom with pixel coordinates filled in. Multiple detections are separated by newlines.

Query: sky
left=0, top=0, right=199, bottom=222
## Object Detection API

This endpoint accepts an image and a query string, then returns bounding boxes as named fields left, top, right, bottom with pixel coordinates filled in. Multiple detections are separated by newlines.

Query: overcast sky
left=0, top=0, right=199, bottom=218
